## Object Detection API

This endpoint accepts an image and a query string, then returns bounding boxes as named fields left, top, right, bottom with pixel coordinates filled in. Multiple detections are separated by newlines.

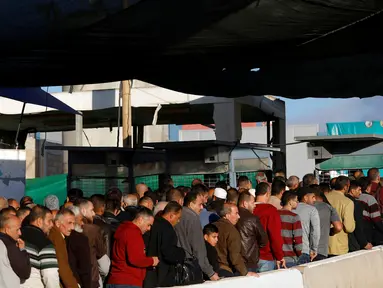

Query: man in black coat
left=66, top=230, right=92, bottom=288
left=144, top=202, right=185, bottom=288
left=103, top=198, right=121, bottom=257
left=347, top=181, right=372, bottom=251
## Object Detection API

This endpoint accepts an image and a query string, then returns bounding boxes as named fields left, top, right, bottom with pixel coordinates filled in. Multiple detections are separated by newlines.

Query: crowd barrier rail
left=171, top=246, right=383, bottom=288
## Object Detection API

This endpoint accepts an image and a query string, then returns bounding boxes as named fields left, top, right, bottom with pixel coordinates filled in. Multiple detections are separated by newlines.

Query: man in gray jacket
left=175, top=191, right=219, bottom=281
left=294, top=187, right=321, bottom=264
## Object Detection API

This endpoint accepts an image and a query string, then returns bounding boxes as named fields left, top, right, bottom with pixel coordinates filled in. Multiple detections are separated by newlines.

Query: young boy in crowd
left=203, top=224, right=219, bottom=278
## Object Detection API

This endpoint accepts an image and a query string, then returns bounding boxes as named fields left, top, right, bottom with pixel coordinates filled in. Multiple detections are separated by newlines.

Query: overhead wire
left=251, top=148, right=271, bottom=169
left=298, top=8, right=383, bottom=47
left=83, top=130, right=92, bottom=147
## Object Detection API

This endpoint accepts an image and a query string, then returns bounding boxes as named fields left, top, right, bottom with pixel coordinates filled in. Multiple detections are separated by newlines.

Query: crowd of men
left=0, top=167, right=383, bottom=288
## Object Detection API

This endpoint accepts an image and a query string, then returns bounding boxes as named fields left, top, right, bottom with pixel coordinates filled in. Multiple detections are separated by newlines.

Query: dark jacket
left=346, top=195, right=368, bottom=252
left=208, top=199, right=225, bottom=215
left=205, top=241, right=219, bottom=274
left=117, top=206, right=138, bottom=222
left=82, top=223, right=107, bottom=288
left=93, top=214, right=112, bottom=258
left=236, top=207, right=268, bottom=268
left=145, top=216, right=185, bottom=288
left=104, top=212, right=120, bottom=229
left=66, top=230, right=92, bottom=288
left=0, top=232, right=31, bottom=280
left=214, top=218, right=247, bottom=276
left=103, top=211, right=121, bottom=256
left=48, top=226, right=79, bottom=288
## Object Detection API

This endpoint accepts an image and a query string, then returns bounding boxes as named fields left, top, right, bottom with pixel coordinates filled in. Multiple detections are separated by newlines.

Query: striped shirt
left=358, top=193, right=381, bottom=222
left=21, top=225, right=60, bottom=288
left=278, top=209, right=303, bottom=260
left=358, top=193, right=383, bottom=243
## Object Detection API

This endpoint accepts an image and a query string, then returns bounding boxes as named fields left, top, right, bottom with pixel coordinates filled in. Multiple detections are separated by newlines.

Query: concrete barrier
left=295, top=246, right=383, bottom=288
left=171, top=246, right=383, bottom=288
left=174, top=269, right=304, bottom=288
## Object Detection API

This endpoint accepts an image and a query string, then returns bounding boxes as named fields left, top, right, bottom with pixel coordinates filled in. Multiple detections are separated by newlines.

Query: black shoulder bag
left=174, top=249, right=204, bottom=286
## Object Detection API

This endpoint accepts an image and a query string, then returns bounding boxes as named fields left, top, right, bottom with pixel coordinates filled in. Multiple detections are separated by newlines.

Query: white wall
left=286, top=125, right=318, bottom=179
left=63, top=125, right=169, bottom=148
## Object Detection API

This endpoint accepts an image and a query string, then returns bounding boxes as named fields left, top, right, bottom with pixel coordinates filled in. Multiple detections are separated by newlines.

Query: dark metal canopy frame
left=46, top=146, right=166, bottom=194
left=46, top=140, right=283, bottom=193
left=0, top=1, right=383, bottom=98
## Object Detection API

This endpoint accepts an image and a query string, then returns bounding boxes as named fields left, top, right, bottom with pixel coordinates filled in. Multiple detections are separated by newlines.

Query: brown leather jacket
left=48, top=226, right=79, bottom=288
left=236, top=207, right=268, bottom=268
left=214, top=218, right=248, bottom=276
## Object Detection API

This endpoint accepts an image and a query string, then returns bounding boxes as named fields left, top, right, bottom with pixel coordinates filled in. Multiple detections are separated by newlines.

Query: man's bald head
left=153, top=201, right=168, bottom=217
left=0, top=197, right=8, bottom=210
left=135, top=183, right=148, bottom=198
left=0, top=206, right=17, bottom=217
left=0, top=214, right=21, bottom=241
left=8, top=199, right=20, bottom=210
left=287, top=176, right=299, bottom=190
left=0, top=214, right=15, bottom=229
left=138, top=196, right=154, bottom=211
left=122, top=193, right=138, bottom=207
left=166, top=189, right=184, bottom=206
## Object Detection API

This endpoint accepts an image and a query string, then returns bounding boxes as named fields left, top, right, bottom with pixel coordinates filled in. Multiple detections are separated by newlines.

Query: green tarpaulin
left=25, top=174, right=67, bottom=206
left=318, top=155, right=383, bottom=171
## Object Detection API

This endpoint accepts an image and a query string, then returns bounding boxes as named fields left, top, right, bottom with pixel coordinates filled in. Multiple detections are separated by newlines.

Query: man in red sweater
left=107, top=207, right=159, bottom=288
left=253, top=182, right=286, bottom=272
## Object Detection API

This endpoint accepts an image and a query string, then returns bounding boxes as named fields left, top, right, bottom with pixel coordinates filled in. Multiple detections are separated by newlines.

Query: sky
left=281, top=96, right=383, bottom=131
left=41, top=86, right=62, bottom=93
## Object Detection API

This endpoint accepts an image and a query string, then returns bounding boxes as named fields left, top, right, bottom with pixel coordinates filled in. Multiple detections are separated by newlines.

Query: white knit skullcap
left=214, top=188, right=227, bottom=200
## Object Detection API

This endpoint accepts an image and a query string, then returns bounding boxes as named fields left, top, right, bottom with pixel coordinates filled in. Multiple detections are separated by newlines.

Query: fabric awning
left=0, top=87, right=80, bottom=114
left=318, top=155, right=383, bottom=171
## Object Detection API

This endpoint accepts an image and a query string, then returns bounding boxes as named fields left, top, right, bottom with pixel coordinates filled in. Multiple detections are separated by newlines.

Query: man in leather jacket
left=103, top=198, right=121, bottom=257
left=237, top=191, right=268, bottom=272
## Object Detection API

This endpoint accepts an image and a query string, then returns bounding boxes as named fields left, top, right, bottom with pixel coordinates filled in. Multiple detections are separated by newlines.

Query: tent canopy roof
left=0, top=95, right=282, bottom=133
left=0, top=1, right=383, bottom=98
left=318, top=154, right=383, bottom=171
left=295, top=134, right=383, bottom=156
